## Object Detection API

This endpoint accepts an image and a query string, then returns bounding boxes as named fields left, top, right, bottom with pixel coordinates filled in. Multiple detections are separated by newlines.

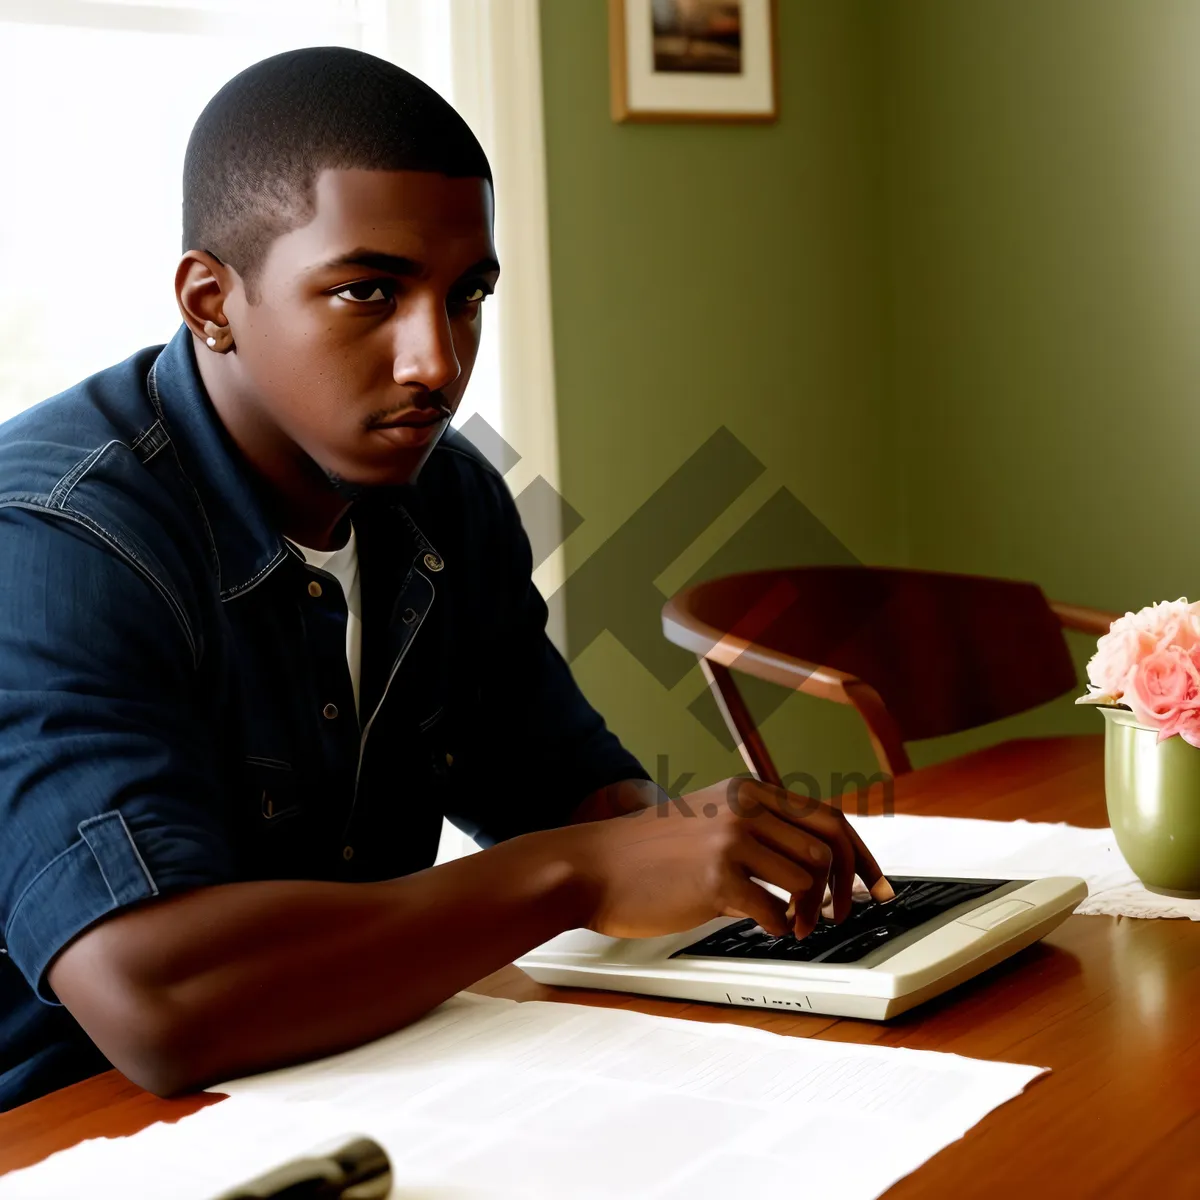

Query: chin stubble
left=321, top=466, right=368, bottom=503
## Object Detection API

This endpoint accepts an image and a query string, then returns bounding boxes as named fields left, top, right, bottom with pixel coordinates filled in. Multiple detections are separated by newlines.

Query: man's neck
left=197, top=343, right=352, bottom=551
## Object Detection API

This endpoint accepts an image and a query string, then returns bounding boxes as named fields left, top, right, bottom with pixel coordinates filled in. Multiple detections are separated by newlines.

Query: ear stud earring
left=201, top=320, right=234, bottom=353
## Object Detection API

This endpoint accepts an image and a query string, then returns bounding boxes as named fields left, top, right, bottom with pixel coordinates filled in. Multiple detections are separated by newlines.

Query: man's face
left=220, top=167, right=498, bottom=487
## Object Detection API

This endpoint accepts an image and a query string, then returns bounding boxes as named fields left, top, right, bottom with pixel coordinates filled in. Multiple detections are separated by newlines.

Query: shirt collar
left=146, top=323, right=288, bottom=601
left=145, top=323, right=442, bottom=601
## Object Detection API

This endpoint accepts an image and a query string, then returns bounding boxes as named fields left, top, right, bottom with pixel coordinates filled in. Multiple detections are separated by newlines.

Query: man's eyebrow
left=460, top=256, right=501, bottom=276
left=309, top=249, right=501, bottom=277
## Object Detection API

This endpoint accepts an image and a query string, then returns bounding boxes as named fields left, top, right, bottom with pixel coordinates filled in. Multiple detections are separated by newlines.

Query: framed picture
left=608, top=0, right=778, bottom=123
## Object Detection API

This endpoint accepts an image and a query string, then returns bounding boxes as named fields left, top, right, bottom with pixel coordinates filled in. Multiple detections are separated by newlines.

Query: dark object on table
left=211, top=1135, right=391, bottom=1199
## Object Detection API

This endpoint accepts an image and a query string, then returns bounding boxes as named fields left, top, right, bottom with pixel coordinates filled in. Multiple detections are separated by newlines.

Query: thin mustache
left=367, top=395, right=452, bottom=425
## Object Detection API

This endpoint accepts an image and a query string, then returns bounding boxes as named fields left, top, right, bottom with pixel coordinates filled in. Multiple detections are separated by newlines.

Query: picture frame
left=608, top=0, right=778, bottom=124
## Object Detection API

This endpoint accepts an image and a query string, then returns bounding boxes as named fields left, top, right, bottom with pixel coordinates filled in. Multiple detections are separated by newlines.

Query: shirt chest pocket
left=416, top=684, right=484, bottom=791
left=246, top=756, right=303, bottom=823
left=236, top=756, right=324, bottom=877
left=418, top=705, right=454, bottom=781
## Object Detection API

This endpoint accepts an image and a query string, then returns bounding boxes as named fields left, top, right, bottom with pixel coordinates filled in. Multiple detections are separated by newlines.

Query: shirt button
left=323, top=702, right=339, bottom=720
left=402, top=607, right=418, bottom=624
left=307, top=580, right=323, bottom=598
left=342, top=845, right=354, bottom=861
left=423, top=552, right=444, bottom=572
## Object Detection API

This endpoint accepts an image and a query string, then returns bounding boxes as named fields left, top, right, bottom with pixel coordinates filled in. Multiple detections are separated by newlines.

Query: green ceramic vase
left=1101, top=706, right=1200, bottom=898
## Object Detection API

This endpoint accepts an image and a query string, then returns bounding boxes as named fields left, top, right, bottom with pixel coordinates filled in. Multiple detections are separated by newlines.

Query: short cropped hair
left=182, top=46, right=491, bottom=302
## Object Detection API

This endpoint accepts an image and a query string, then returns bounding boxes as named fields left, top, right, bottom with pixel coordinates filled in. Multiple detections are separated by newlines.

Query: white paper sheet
left=2, top=992, right=1045, bottom=1199
left=847, top=813, right=1200, bottom=919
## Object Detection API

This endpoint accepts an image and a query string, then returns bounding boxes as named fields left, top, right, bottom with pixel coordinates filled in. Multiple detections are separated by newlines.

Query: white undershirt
left=293, top=522, right=362, bottom=718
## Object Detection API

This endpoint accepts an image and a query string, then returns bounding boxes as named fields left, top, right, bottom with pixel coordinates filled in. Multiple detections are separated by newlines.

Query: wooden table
left=3, top=735, right=1199, bottom=1196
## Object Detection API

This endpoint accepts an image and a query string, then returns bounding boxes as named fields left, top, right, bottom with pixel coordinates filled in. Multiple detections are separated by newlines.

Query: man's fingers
left=813, top=817, right=854, bottom=923
left=724, top=875, right=791, bottom=937
left=739, top=841, right=815, bottom=910
left=749, top=802, right=857, bottom=923
left=755, top=783, right=893, bottom=905
left=745, top=812, right=837, bottom=899
left=726, top=779, right=893, bottom=905
left=738, top=841, right=832, bottom=941
left=839, top=815, right=894, bottom=901
left=790, top=845, right=830, bottom=939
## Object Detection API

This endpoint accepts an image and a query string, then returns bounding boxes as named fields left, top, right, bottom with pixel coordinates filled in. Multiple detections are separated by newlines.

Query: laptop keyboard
left=671, top=877, right=1008, bottom=966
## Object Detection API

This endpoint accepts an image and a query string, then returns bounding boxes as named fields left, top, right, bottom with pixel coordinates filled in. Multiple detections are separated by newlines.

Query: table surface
left=3, top=734, right=1199, bottom=1197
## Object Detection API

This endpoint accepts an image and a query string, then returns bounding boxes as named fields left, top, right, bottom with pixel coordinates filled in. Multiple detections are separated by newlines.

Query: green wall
left=539, top=0, right=893, bottom=796
left=877, top=0, right=1200, bottom=765
left=538, top=1, right=1197, bottom=788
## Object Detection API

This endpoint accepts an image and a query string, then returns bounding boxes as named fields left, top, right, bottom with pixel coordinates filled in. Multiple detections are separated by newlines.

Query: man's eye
left=462, top=286, right=488, bottom=303
left=334, top=280, right=394, bottom=303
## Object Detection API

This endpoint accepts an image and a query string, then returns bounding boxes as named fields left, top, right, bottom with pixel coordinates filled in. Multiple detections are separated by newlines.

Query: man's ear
left=175, top=249, right=235, bottom=340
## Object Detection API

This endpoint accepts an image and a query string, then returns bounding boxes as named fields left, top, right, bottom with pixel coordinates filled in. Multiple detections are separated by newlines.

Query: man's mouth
left=369, top=408, right=447, bottom=430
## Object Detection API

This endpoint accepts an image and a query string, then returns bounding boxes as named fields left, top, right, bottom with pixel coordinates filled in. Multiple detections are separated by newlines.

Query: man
left=0, top=47, right=889, bottom=1111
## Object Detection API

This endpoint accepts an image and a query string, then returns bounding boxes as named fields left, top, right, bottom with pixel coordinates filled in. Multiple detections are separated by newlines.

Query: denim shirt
left=0, top=323, right=648, bottom=1110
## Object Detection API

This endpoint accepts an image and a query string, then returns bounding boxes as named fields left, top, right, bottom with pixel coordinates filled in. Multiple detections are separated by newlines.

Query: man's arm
left=569, top=776, right=663, bottom=824
left=51, top=773, right=888, bottom=1097
left=47, top=828, right=591, bottom=1097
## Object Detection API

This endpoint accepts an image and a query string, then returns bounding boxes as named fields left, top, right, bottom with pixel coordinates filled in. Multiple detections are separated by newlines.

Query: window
left=0, top=0, right=502, bottom=440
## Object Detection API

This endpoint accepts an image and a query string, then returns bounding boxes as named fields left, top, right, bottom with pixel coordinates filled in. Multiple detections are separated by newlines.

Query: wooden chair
left=661, top=566, right=1118, bottom=779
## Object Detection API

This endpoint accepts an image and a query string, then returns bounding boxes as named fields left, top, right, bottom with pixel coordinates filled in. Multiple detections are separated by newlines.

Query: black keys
left=817, top=924, right=898, bottom=964
left=672, top=876, right=1008, bottom=965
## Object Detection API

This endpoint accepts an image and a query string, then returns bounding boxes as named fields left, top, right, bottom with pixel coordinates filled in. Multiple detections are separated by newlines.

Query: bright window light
left=0, top=1, right=502, bottom=442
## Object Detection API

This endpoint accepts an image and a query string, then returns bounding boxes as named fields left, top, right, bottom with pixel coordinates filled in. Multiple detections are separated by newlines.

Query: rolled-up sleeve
left=0, top=508, right=234, bottom=1002
left=445, top=477, right=651, bottom=847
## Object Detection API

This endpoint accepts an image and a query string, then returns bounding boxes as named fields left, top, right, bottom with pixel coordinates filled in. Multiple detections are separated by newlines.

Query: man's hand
left=562, top=776, right=893, bottom=942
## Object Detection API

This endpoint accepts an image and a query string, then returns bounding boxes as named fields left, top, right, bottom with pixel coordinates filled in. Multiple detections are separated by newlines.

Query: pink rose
left=1128, top=598, right=1200, bottom=649
left=1163, top=706, right=1200, bottom=749
left=1086, top=617, right=1157, bottom=696
left=1125, top=644, right=1200, bottom=731
left=1159, top=614, right=1200, bottom=653
left=1084, top=598, right=1200, bottom=702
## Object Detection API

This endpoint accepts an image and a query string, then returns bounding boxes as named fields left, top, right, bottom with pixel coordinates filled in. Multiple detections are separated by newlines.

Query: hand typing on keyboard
left=560, top=775, right=895, bottom=943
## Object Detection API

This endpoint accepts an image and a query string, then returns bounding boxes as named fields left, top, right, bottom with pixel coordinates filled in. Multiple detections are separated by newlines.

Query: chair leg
left=701, top=658, right=783, bottom=788
left=843, top=679, right=912, bottom=777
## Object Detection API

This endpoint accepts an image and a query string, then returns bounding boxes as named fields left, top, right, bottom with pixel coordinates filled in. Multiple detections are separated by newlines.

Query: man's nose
left=393, top=295, right=461, bottom=393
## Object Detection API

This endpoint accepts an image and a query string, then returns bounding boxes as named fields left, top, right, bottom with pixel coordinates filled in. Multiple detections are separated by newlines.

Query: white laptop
left=516, top=874, right=1087, bottom=1020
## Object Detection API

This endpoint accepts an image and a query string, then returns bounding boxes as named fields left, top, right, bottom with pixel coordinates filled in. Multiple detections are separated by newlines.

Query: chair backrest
left=665, top=566, right=1078, bottom=743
